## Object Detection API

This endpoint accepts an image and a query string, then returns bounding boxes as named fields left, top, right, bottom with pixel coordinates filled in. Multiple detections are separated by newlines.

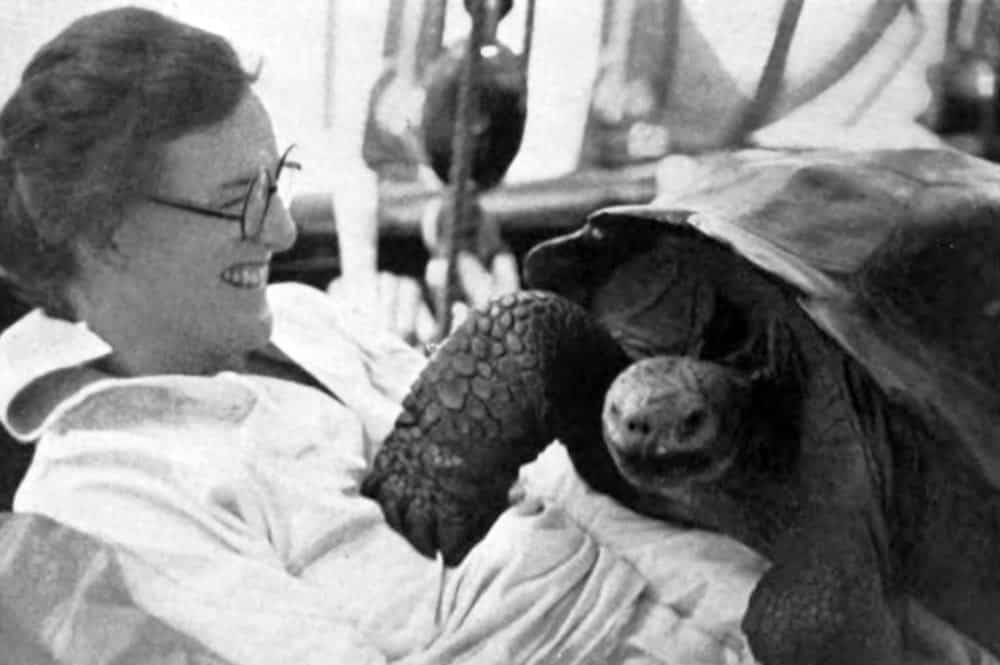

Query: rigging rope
left=433, top=0, right=535, bottom=339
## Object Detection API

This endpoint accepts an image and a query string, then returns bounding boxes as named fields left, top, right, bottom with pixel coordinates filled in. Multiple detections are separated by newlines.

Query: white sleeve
left=14, top=430, right=393, bottom=665
left=267, top=281, right=428, bottom=453
left=322, top=290, right=428, bottom=406
left=114, top=546, right=391, bottom=665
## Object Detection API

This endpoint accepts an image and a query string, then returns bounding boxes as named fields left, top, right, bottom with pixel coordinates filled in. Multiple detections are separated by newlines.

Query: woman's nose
left=257, top=195, right=298, bottom=251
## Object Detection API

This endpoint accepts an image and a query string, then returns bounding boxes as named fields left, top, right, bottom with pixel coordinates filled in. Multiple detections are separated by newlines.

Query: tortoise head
left=524, top=211, right=721, bottom=359
left=600, top=354, right=790, bottom=541
left=601, top=356, right=753, bottom=490
left=523, top=213, right=665, bottom=305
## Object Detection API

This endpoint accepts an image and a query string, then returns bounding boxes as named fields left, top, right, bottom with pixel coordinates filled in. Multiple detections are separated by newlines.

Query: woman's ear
left=73, top=231, right=127, bottom=277
left=13, top=171, right=41, bottom=222
left=64, top=237, right=122, bottom=323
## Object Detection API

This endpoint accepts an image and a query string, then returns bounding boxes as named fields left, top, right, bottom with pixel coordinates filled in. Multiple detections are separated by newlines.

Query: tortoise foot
left=743, top=512, right=902, bottom=665
left=363, top=291, right=627, bottom=565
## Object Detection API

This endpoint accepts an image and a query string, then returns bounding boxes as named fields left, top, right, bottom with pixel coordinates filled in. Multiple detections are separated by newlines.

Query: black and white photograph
left=0, top=1, right=997, bottom=663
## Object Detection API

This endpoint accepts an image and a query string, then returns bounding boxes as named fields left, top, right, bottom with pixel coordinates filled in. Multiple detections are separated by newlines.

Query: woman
left=0, top=8, right=767, bottom=665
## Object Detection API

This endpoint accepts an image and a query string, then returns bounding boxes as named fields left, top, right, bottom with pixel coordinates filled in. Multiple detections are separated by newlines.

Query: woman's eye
left=218, top=195, right=246, bottom=212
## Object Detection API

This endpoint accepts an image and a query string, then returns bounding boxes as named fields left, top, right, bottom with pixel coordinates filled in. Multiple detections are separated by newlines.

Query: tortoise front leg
left=743, top=509, right=903, bottom=665
left=362, top=291, right=630, bottom=565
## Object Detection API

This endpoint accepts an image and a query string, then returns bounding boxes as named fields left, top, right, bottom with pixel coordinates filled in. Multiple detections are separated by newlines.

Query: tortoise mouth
left=648, top=450, right=717, bottom=477
left=613, top=447, right=737, bottom=489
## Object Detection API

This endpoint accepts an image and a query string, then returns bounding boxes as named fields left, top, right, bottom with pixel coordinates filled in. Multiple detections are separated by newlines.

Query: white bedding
left=516, top=442, right=766, bottom=665
left=390, top=440, right=767, bottom=665
left=516, top=443, right=998, bottom=665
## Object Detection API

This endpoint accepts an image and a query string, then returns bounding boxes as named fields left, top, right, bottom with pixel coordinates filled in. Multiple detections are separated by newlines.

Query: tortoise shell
left=524, top=148, right=1000, bottom=490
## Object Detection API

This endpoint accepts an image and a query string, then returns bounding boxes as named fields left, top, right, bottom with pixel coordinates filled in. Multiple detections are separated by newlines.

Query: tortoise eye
left=586, top=226, right=606, bottom=242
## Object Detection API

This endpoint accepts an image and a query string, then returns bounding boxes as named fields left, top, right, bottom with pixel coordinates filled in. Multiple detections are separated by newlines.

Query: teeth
left=221, top=264, right=268, bottom=289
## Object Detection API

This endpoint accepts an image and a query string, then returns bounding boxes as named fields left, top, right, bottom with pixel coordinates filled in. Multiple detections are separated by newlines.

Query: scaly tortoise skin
left=363, top=149, right=1000, bottom=665
left=363, top=291, right=634, bottom=562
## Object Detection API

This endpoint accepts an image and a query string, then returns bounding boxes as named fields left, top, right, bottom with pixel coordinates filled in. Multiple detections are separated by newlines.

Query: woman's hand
left=328, top=250, right=519, bottom=347
left=328, top=271, right=436, bottom=346
left=424, top=248, right=520, bottom=330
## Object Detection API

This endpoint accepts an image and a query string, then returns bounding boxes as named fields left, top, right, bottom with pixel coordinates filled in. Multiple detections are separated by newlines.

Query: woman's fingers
left=376, top=271, right=399, bottom=331
left=456, top=250, right=521, bottom=309
left=415, top=301, right=437, bottom=345
left=490, top=251, right=520, bottom=296
left=331, top=251, right=519, bottom=345
left=392, top=275, right=422, bottom=344
left=449, top=302, right=471, bottom=333
left=456, top=251, right=494, bottom=309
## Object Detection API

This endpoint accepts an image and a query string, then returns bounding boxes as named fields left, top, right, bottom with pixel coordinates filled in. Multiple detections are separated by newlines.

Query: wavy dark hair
left=0, top=7, right=257, bottom=317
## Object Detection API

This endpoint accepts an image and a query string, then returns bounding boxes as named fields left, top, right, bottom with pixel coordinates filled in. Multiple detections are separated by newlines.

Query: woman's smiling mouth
left=221, top=262, right=269, bottom=289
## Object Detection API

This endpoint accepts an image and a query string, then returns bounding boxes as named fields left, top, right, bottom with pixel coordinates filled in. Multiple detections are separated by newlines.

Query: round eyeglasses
left=144, top=145, right=301, bottom=240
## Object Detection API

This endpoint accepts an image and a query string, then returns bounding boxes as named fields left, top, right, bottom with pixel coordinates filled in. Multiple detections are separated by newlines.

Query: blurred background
left=2, top=2, right=964, bottom=294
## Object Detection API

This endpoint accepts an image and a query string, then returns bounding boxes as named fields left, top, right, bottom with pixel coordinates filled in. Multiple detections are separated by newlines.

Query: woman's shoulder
left=266, top=280, right=425, bottom=389
left=266, top=280, right=381, bottom=340
left=54, top=375, right=257, bottom=435
left=267, top=280, right=418, bottom=351
left=265, top=280, right=426, bottom=450
left=267, top=280, right=346, bottom=318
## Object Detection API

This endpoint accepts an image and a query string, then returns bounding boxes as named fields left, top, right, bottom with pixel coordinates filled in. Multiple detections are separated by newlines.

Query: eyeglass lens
left=242, top=157, right=297, bottom=239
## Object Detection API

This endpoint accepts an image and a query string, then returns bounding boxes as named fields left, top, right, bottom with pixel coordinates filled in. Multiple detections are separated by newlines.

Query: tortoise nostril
left=625, top=417, right=651, bottom=436
left=679, top=409, right=708, bottom=439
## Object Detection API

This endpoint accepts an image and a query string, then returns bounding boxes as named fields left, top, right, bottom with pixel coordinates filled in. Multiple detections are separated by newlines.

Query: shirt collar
left=0, top=309, right=113, bottom=440
left=0, top=282, right=416, bottom=444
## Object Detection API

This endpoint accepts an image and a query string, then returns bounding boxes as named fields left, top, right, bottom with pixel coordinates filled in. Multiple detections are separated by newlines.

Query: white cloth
left=0, top=282, right=764, bottom=665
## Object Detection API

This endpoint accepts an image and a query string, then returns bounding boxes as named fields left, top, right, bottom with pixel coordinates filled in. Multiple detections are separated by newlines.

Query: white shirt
left=2, top=282, right=763, bottom=665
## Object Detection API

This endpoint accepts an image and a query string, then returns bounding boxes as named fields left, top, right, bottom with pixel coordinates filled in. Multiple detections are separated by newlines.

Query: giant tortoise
left=361, top=148, right=1000, bottom=664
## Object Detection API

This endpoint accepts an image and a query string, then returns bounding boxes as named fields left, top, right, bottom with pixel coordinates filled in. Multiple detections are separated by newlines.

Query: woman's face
left=76, top=92, right=298, bottom=373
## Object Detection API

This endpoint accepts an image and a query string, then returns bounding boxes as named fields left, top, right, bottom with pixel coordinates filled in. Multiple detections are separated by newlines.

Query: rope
left=763, top=0, right=910, bottom=125
left=520, top=0, right=536, bottom=85
left=946, top=0, right=965, bottom=49
left=731, top=0, right=911, bottom=143
left=434, top=0, right=488, bottom=340
left=729, top=0, right=804, bottom=144
left=845, top=1, right=924, bottom=125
